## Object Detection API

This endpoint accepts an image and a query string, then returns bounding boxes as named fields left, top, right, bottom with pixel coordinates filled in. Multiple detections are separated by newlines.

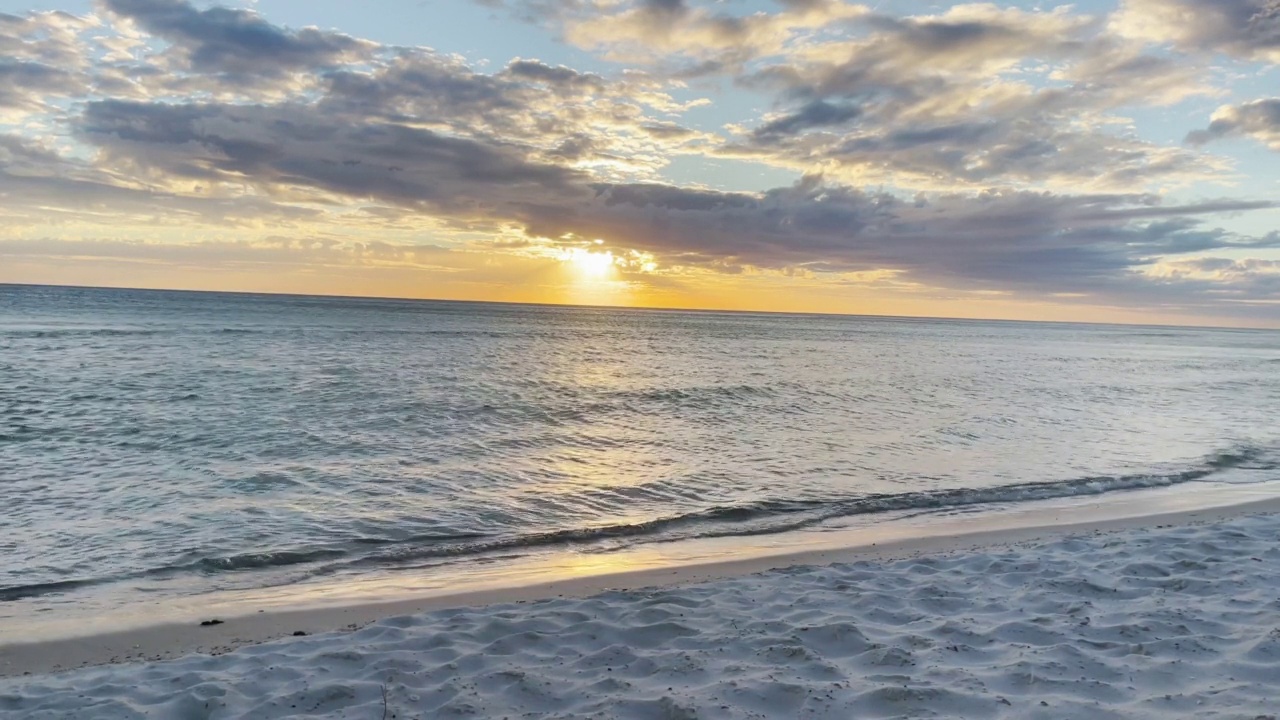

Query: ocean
left=3, top=284, right=1279, bottom=635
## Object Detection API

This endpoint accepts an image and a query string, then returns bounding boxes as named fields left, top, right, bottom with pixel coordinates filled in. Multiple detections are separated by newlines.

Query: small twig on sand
left=381, top=683, right=388, bottom=720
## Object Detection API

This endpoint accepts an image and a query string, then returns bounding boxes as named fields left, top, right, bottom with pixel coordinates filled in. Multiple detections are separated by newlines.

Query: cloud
left=0, top=10, right=89, bottom=66
left=478, top=2, right=1222, bottom=191
left=0, top=60, right=81, bottom=111
left=1143, top=256, right=1280, bottom=306
left=751, top=100, right=862, bottom=140
left=0, top=134, right=75, bottom=176
left=0, top=11, right=93, bottom=114
left=1187, top=99, right=1280, bottom=150
left=726, top=118, right=1219, bottom=191
left=77, top=52, right=713, bottom=207
left=721, top=6, right=1215, bottom=189
left=69, top=91, right=1276, bottom=301
left=557, top=0, right=866, bottom=74
left=528, top=2, right=1215, bottom=190
left=547, top=180, right=1277, bottom=291
left=19, top=96, right=1280, bottom=307
left=100, top=0, right=374, bottom=85
left=80, top=98, right=589, bottom=208
left=0, top=236, right=462, bottom=271
left=542, top=1, right=1095, bottom=79
left=0, top=0, right=1275, bottom=322
left=1153, top=257, right=1280, bottom=277
left=0, top=131, right=324, bottom=229
left=1112, top=0, right=1280, bottom=62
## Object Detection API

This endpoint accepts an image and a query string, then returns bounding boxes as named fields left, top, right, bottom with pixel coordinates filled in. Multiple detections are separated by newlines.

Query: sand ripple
left=4, top=512, right=1280, bottom=719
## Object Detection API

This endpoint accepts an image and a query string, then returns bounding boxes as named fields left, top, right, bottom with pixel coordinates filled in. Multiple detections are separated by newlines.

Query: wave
left=0, top=533, right=491, bottom=601
left=1, top=328, right=162, bottom=339
left=336, top=446, right=1276, bottom=569
left=0, top=578, right=103, bottom=603
left=140, top=531, right=494, bottom=578
left=613, top=384, right=781, bottom=404
left=2, top=446, right=1274, bottom=602
left=322, top=328, right=521, bottom=339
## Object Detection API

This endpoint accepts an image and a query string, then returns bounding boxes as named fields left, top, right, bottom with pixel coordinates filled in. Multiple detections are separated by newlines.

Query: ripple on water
left=1, top=285, right=1278, bottom=614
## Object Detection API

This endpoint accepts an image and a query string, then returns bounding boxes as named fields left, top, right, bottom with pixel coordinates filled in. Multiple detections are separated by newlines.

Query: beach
left=4, top=498, right=1279, bottom=718
left=6, top=0, right=1280, bottom=713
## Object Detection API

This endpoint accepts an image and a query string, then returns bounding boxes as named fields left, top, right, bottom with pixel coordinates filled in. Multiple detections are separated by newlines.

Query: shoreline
left=5, top=493, right=1280, bottom=679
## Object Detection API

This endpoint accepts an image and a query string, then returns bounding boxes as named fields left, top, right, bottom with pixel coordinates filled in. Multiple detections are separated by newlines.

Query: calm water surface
left=3, top=285, right=1279, bottom=626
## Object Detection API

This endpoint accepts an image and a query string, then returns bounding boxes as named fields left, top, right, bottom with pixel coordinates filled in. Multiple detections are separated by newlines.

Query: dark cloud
left=551, top=181, right=1277, bottom=293
left=79, top=99, right=589, bottom=213
left=752, top=101, right=861, bottom=139
left=861, top=14, right=1027, bottom=55
left=317, top=53, right=695, bottom=173
left=641, top=0, right=688, bottom=15
left=774, top=0, right=828, bottom=11
left=1187, top=99, right=1280, bottom=150
left=0, top=60, right=80, bottom=109
left=102, top=0, right=370, bottom=80
left=504, top=59, right=607, bottom=92
left=322, top=57, right=611, bottom=128
left=639, top=122, right=697, bottom=139
left=729, top=114, right=1210, bottom=189
left=0, top=134, right=67, bottom=173
left=323, top=58, right=518, bottom=123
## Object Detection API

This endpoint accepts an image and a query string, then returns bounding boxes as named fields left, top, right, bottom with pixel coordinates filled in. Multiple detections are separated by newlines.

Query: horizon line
left=1, top=281, right=1274, bottom=333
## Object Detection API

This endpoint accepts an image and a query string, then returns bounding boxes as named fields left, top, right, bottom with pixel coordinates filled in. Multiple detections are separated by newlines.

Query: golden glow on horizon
left=5, top=250, right=1277, bottom=329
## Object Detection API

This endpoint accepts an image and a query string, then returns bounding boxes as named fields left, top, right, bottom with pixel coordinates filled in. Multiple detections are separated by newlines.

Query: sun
left=563, top=248, right=616, bottom=279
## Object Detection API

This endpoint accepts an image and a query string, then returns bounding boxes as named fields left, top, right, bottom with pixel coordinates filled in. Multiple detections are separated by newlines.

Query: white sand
left=4, top=502, right=1280, bottom=719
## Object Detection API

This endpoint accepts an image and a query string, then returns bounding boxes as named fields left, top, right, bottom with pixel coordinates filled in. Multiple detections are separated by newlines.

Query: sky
left=1, top=0, right=1279, bottom=326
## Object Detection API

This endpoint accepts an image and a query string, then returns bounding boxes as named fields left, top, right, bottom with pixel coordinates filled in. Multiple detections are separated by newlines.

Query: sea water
left=3, top=285, right=1278, bottom=631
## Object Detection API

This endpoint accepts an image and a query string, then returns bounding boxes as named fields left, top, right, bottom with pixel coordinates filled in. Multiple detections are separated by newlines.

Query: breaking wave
left=5, top=446, right=1273, bottom=602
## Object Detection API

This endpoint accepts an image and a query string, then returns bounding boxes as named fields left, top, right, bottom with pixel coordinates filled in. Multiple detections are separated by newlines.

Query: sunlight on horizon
left=561, top=246, right=618, bottom=280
